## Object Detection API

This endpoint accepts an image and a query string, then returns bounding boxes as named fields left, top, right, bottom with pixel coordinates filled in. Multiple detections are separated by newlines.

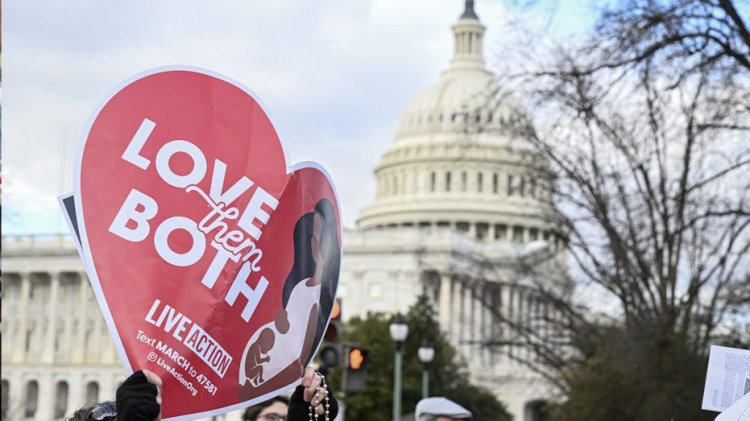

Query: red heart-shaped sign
left=73, top=67, right=342, bottom=420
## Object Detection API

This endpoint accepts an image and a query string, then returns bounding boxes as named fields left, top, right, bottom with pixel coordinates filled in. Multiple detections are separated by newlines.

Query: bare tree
left=449, top=0, right=750, bottom=417
left=505, top=0, right=750, bottom=346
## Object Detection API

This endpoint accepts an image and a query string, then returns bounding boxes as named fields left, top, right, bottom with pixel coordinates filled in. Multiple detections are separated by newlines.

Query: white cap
left=415, top=397, right=472, bottom=420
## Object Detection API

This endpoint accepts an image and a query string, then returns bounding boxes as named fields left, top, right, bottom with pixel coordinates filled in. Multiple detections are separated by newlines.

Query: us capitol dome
left=357, top=0, right=553, bottom=247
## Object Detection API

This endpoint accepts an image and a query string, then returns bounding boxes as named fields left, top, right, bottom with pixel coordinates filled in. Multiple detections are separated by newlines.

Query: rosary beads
left=308, top=374, right=331, bottom=421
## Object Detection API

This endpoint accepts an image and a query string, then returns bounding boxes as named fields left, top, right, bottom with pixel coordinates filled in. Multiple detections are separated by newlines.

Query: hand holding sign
left=71, top=67, right=342, bottom=420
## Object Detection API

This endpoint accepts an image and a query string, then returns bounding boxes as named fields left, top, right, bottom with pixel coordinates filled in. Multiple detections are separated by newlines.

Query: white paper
left=715, top=391, right=750, bottom=421
left=703, top=345, right=750, bottom=412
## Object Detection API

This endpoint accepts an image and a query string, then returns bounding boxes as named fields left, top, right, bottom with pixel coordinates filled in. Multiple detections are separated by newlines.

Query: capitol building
left=2, top=2, right=562, bottom=420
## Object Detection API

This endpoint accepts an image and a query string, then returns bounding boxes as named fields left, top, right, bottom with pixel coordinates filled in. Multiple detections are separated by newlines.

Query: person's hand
left=288, top=367, right=339, bottom=420
left=142, top=370, right=163, bottom=408
left=301, top=367, right=328, bottom=417
left=116, top=369, right=162, bottom=421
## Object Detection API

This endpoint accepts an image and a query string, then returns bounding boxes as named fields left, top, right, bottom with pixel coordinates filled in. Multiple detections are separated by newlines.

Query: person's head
left=66, top=401, right=116, bottom=421
left=415, top=397, right=472, bottom=421
left=242, top=396, right=290, bottom=421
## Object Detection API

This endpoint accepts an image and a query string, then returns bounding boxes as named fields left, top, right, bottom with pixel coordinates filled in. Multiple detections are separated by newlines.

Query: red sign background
left=74, top=68, right=342, bottom=420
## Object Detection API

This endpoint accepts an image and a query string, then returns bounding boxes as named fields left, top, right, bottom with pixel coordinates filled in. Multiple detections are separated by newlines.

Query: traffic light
left=317, top=298, right=342, bottom=371
left=348, top=346, right=368, bottom=371
left=344, top=345, right=368, bottom=393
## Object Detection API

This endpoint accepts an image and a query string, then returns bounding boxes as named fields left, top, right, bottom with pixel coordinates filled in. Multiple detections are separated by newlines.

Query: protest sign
left=703, top=345, right=750, bottom=413
left=69, top=67, right=342, bottom=420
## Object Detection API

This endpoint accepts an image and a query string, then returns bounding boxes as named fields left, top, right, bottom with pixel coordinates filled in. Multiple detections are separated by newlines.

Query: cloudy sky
left=2, top=0, right=595, bottom=235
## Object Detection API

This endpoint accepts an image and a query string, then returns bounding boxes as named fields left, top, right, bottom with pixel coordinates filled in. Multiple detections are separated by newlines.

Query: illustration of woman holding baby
left=239, top=198, right=340, bottom=394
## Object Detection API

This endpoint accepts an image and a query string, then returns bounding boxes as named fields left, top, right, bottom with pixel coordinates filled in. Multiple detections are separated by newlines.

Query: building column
left=37, top=372, right=54, bottom=421
left=69, top=374, right=84, bottom=419
left=99, top=375, right=116, bottom=406
left=63, top=284, right=75, bottom=362
left=491, top=286, right=500, bottom=364
left=471, top=283, right=482, bottom=360
left=7, top=370, right=24, bottom=420
left=43, top=273, right=60, bottom=363
left=13, top=273, right=31, bottom=363
left=502, top=286, right=513, bottom=359
left=484, top=286, right=493, bottom=364
left=517, top=289, right=526, bottom=360
left=451, top=280, right=462, bottom=338
left=488, top=224, right=496, bottom=241
left=438, top=274, right=452, bottom=334
left=74, top=274, right=89, bottom=363
left=463, top=281, right=473, bottom=356
left=92, top=306, right=105, bottom=362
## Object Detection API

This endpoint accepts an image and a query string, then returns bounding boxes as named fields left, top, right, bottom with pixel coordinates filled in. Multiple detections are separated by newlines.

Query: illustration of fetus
left=244, top=328, right=275, bottom=387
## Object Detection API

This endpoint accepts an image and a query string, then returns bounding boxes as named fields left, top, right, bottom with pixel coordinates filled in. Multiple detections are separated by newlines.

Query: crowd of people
left=66, top=367, right=471, bottom=421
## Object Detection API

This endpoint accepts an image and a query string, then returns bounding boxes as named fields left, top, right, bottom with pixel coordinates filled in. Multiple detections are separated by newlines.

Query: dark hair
left=242, top=396, right=290, bottom=421
left=66, top=401, right=116, bottom=421
left=281, top=198, right=340, bottom=365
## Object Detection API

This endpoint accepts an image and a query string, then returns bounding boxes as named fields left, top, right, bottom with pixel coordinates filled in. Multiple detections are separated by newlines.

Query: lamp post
left=417, top=341, right=435, bottom=399
left=389, top=313, right=409, bottom=421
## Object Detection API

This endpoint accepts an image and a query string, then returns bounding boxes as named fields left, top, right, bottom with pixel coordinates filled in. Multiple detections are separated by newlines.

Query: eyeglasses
left=259, top=414, right=287, bottom=421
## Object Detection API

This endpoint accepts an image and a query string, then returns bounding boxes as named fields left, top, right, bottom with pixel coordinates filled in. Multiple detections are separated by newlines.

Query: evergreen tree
left=332, top=296, right=511, bottom=421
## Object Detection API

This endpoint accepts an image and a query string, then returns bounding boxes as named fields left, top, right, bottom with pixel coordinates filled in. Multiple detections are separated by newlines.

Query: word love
left=107, top=118, right=276, bottom=322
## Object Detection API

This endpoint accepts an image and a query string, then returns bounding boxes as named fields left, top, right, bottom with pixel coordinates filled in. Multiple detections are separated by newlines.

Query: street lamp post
left=390, top=313, right=409, bottom=421
left=417, top=341, right=435, bottom=399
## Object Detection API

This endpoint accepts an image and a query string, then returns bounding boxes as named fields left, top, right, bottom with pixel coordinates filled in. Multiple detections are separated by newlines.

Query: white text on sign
left=109, top=118, right=277, bottom=322
left=146, top=298, right=232, bottom=378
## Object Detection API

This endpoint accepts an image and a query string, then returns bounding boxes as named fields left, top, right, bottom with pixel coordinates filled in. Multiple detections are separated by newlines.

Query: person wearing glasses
left=242, top=396, right=289, bottom=421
